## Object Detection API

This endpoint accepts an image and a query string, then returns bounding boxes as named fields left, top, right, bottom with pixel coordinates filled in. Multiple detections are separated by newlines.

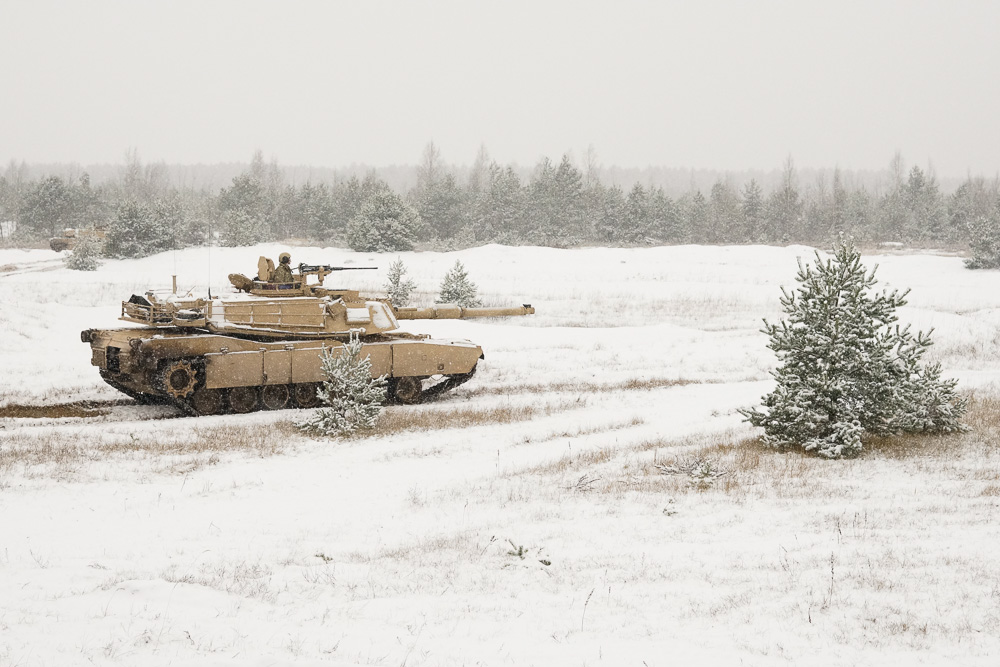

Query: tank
left=80, top=256, right=534, bottom=415
left=50, top=226, right=106, bottom=252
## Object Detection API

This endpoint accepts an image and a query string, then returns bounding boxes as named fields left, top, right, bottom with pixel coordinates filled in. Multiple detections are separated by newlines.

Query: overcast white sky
left=1, top=0, right=998, bottom=176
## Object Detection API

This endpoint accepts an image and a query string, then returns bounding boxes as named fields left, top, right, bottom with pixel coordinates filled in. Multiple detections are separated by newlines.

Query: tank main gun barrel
left=394, top=304, right=535, bottom=320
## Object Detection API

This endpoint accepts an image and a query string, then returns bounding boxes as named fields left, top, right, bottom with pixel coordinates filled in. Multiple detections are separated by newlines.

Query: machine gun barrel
left=394, top=304, right=535, bottom=320
left=298, top=263, right=378, bottom=273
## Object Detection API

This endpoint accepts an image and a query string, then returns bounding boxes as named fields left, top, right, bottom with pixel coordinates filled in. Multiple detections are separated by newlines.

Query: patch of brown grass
left=864, top=393, right=995, bottom=460
left=349, top=532, right=474, bottom=563
left=360, top=398, right=585, bottom=438
left=514, top=446, right=621, bottom=478
left=0, top=400, right=127, bottom=419
left=462, top=377, right=703, bottom=398
left=0, top=421, right=298, bottom=482
left=511, top=392, right=1000, bottom=502
left=517, top=416, right=645, bottom=446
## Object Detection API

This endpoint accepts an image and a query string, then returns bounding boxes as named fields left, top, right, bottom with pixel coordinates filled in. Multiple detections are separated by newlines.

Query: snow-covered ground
left=1, top=244, right=999, bottom=666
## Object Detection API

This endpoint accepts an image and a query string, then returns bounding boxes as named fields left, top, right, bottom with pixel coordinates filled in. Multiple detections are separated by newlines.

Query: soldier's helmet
left=278, top=252, right=291, bottom=264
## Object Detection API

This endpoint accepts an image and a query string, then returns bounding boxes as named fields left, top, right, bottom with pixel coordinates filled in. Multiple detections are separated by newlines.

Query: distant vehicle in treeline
left=49, top=227, right=106, bottom=252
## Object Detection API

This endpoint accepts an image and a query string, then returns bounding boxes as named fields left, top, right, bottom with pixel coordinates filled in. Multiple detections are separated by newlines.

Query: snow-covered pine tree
left=964, top=203, right=1000, bottom=269
left=346, top=190, right=422, bottom=252
left=741, top=243, right=966, bottom=458
left=298, top=339, right=388, bottom=437
left=384, top=258, right=417, bottom=307
left=104, top=200, right=174, bottom=258
left=437, top=260, right=482, bottom=307
left=64, top=233, right=103, bottom=271
left=222, top=208, right=267, bottom=247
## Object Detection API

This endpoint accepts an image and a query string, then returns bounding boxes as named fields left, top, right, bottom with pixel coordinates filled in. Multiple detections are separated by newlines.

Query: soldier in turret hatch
left=272, top=252, right=294, bottom=283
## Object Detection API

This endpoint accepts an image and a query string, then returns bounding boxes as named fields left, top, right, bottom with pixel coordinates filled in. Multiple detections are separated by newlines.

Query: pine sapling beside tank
left=299, top=338, right=387, bottom=437
left=385, top=258, right=417, bottom=307
left=437, top=260, right=482, bottom=307
left=64, top=233, right=103, bottom=271
left=741, top=243, right=966, bottom=458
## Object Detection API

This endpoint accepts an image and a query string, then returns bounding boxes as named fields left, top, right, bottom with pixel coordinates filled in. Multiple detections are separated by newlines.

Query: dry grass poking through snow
left=461, top=376, right=700, bottom=398
left=0, top=422, right=301, bottom=483
left=496, top=392, right=1000, bottom=501
left=0, top=397, right=587, bottom=482
left=355, top=391, right=998, bottom=660
left=368, top=397, right=585, bottom=437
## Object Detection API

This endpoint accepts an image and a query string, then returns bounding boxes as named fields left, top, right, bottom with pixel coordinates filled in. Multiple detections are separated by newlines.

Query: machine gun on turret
left=229, top=256, right=379, bottom=295
left=297, top=263, right=378, bottom=285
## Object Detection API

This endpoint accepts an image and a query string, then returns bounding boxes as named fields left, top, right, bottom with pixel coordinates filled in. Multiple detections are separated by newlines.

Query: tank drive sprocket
left=161, top=359, right=200, bottom=399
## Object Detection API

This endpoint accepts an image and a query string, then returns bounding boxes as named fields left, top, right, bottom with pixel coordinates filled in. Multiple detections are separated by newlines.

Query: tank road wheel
left=261, top=384, right=290, bottom=410
left=391, top=376, right=423, bottom=405
left=189, top=388, right=224, bottom=416
left=293, top=383, right=322, bottom=408
left=162, top=359, right=199, bottom=399
left=228, top=386, right=260, bottom=414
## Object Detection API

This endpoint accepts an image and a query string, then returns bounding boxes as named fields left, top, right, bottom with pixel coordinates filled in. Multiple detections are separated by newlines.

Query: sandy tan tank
left=81, top=257, right=534, bottom=415
left=49, top=226, right=106, bottom=252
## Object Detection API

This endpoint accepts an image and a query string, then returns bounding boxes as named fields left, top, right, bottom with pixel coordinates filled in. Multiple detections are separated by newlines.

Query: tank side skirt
left=89, top=328, right=484, bottom=410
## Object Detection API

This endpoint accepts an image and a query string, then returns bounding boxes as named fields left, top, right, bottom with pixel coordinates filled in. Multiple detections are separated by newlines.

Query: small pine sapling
left=741, top=243, right=966, bottom=458
left=964, top=208, right=1000, bottom=269
left=384, top=258, right=417, bottom=307
left=298, top=338, right=387, bottom=437
left=64, top=234, right=103, bottom=271
left=437, top=260, right=482, bottom=307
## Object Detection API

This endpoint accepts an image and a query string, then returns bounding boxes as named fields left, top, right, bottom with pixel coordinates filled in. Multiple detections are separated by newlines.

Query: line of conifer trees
left=1, top=147, right=998, bottom=267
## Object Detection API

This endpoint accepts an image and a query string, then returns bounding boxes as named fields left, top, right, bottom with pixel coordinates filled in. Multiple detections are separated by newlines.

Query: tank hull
left=82, top=327, right=482, bottom=415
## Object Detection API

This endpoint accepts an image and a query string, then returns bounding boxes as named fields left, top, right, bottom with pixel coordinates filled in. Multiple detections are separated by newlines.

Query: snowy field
left=1, top=243, right=999, bottom=666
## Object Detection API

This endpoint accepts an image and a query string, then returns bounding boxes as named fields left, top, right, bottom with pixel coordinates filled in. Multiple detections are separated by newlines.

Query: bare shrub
left=161, top=560, right=275, bottom=602
left=655, top=457, right=732, bottom=490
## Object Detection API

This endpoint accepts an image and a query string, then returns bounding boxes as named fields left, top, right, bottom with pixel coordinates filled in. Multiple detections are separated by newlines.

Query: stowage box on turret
left=81, top=257, right=534, bottom=415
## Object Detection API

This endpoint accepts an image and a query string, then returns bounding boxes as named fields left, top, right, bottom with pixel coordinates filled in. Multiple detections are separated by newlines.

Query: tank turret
left=82, top=256, right=534, bottom=415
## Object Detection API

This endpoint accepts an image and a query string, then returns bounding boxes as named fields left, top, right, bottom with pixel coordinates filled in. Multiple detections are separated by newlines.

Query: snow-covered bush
left=384, top=257, right=417, bottom=307
left=347, top=191, right=421, bottom=252
left=104, top=200, right=176, bottom=258
left=964, top=208, right=1000, bottom=269
left=222, top=208, right=267, bottom=247
left=741, top=244, right=966, bottom=458
left=64, top=234, right=103, bottom=271
left=437, top=260, right=482, bottom=307
left=298, top=339, right=387, bottom=437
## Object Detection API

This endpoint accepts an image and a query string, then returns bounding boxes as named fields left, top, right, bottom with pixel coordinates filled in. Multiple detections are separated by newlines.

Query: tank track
left=99, top=371, right=167, bottom=406
left=165, top=370, right=476, bottom=416
left=420, top=366, right=477, bottom=402
left=103, top=369, right=476, bottom=416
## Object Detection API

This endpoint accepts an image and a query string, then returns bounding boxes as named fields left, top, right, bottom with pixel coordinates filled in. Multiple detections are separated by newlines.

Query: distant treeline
left=2, top=147, right=999, bottom=265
